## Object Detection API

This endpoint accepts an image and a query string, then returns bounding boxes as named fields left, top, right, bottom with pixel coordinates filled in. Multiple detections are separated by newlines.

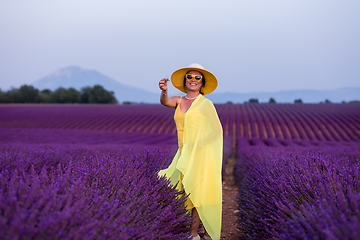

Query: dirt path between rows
left=220, top=157, right=239, bottom=239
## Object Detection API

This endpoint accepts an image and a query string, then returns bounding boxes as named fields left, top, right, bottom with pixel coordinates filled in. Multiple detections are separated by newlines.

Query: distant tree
left=50, top=87, right=81, bottom=103
left=0, top=85, right=116, bottom=104
left=349, top=100, right=360, bottom=103
left=4, top=88, right=20, bottom=103
left=37, top=93, right=47, bottom=103
left=89, top=85, right=116, bottom=103
left=0, top=89, right=7, bottom=103
left=325, top=99, right=331, bottom=103
left=269, top=97, right=276, bottom=103
left=294, top=99, right=303, bottom=103
left=249, top=98, right=259, bottom=103
left=80, top=86, right=92, bottom=103
left=67, top=87, right=81, bottom=103
left=50, top=87, right=70, bottom=103
left=18, top=85, right=40, bottom=103
left=41, top=89, right=52, bottom=96
left=37, top=89, right=53, bottom=103
left=1, top=86, right=40, bottom=103
left=226, top=101, right=233, bottom=104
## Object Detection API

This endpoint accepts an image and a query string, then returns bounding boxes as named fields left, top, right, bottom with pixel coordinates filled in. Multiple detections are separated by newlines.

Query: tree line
left=231, top=98, right=359, bottom=104
left=0, top=85, right=117, bottom=104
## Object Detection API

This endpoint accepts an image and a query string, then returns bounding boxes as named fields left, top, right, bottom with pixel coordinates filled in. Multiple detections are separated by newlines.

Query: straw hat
left=170, top=63, right=218, bottom=95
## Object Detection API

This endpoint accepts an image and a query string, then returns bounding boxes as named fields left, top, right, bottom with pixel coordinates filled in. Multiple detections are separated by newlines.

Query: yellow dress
left=158, top=95, right=223, bottom=240
left=174, top=97, right=194, bottom=210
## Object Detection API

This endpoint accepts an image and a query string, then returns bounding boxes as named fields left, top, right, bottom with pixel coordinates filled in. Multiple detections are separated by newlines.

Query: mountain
left=207, top=88, right=360, bottom=103
left=32, top=66, right=159, bottom=103
left=32, top=66, right=359, bottom=103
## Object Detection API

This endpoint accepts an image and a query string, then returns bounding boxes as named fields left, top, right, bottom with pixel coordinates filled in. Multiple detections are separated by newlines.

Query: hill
left=32, top=66, right=159, bottom=103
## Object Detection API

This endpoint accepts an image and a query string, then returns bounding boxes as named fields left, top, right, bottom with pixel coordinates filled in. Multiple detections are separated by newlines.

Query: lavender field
left=0, top=144, right=191, bottom=239
left=234, top=145, right=360, bottom=239
left=0, top=103, right=359, bottom=239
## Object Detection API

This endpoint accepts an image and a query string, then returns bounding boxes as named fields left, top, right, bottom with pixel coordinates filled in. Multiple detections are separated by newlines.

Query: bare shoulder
left=163, top=95, right=181, bottom=108
left=173, top=96, right=181, bottom=107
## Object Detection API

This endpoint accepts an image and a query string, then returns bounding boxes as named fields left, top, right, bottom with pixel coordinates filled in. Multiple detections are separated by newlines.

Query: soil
left=220, top=157, right=240, bottom=239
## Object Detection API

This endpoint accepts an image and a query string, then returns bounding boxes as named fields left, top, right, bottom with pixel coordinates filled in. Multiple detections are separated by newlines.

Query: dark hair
left=183, top=71, right=206, bottom=95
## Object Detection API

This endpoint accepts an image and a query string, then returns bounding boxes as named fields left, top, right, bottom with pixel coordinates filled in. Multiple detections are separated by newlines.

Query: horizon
left=2, top=65, right=359, bottom=95
left=1, top=65, right=359, bottom=104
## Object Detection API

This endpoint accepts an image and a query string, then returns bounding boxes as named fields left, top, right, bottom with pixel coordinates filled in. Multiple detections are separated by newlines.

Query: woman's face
left=185, top=70, right=203, bottom=93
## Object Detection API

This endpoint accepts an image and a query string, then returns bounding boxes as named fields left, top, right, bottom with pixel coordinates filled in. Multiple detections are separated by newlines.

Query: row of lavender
left=234, top=144, right=360, bottom=239
left=0, top=127, right=178, bottom=146
left=1, top=103, right=359, bottom=142
left=0, top=144, right=192, bottom=239
left=0, top=105, right=177, bottom=134
left=232, top=103, right=359, bottom=143
left=0, top=127, right=233, bottom=172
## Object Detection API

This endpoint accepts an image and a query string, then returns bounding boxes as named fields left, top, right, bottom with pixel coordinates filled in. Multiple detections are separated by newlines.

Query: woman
left=158, top=63, right=223, bottom=240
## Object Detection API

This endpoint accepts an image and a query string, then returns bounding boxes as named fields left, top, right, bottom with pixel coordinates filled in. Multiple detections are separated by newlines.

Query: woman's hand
left=159, top=78, right=169, bottom=91
left=159, top=78, right=180, bottom=108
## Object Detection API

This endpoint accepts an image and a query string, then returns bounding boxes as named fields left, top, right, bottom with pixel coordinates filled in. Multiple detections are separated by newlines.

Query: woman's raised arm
left=159, top=78, right=180, bottom=108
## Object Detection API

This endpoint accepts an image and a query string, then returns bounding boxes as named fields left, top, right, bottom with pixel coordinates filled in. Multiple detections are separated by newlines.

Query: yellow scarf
left=158, top=94, right=223, bottom=240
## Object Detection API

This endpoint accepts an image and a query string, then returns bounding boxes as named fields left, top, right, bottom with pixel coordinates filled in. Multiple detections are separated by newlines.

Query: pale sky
left=0, top=0, right=359, bottom=95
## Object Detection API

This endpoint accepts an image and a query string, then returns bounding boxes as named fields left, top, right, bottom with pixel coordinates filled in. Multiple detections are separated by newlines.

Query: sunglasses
left=185, top=74, right=203, bottom=81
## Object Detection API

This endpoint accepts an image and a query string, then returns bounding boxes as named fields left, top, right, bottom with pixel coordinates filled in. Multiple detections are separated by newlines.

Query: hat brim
left=170, top=66, right=218, bottom=95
